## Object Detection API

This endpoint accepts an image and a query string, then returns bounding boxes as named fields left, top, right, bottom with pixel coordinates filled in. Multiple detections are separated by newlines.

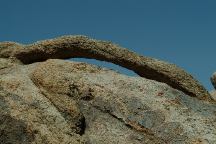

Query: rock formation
left=0, top=35, right=213, bottom=101
left=0, top=36, right=216, bottom=143
left=210, top=72, right=216, bottom=101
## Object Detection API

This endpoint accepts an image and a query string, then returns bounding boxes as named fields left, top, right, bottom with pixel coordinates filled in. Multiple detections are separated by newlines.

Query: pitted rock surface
left=0, top=36, right=212, bottom=101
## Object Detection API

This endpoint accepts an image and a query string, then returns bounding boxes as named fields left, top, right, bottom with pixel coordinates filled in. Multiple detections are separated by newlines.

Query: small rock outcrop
left=210, top=90, right=216, bottom=101
left=0, top=35, right=212, bottom=101
left=210, top=72, right=216, bottom=101
left=211, top=72, right=216, bottom=90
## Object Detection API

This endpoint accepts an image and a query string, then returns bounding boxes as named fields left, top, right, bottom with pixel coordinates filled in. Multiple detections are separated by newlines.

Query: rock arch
left=0, top=35, right=213, bottom=101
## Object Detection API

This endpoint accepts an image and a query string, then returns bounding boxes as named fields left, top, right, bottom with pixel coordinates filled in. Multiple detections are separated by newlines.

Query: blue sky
left=0, top=0, right=216, bottom=90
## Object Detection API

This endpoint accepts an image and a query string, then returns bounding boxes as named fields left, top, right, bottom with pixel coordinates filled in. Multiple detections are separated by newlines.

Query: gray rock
left=0, top=58, right=215, bottom=143
left=0, top=36, right=212, bottom=101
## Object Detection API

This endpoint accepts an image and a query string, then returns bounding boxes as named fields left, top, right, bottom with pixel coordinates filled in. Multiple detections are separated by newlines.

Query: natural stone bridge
left=0, top=35, right=213, bottom=101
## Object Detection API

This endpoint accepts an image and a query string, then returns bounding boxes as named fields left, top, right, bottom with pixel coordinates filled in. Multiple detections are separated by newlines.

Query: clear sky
left=0, top=0, right=216, bottom=90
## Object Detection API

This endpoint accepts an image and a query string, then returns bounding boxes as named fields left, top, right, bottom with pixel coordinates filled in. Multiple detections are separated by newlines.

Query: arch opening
left=67, top=58, right=138, bottom=77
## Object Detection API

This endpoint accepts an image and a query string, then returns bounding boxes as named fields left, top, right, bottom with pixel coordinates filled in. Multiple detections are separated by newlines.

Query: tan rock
left=0, top=35, right=212, bottom=101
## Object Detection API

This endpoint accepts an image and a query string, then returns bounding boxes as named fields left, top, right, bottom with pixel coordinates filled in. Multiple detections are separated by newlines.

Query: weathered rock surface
left=0, top=58, right=216, bottom=143
left=0, top=36, right=212, bottom=101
